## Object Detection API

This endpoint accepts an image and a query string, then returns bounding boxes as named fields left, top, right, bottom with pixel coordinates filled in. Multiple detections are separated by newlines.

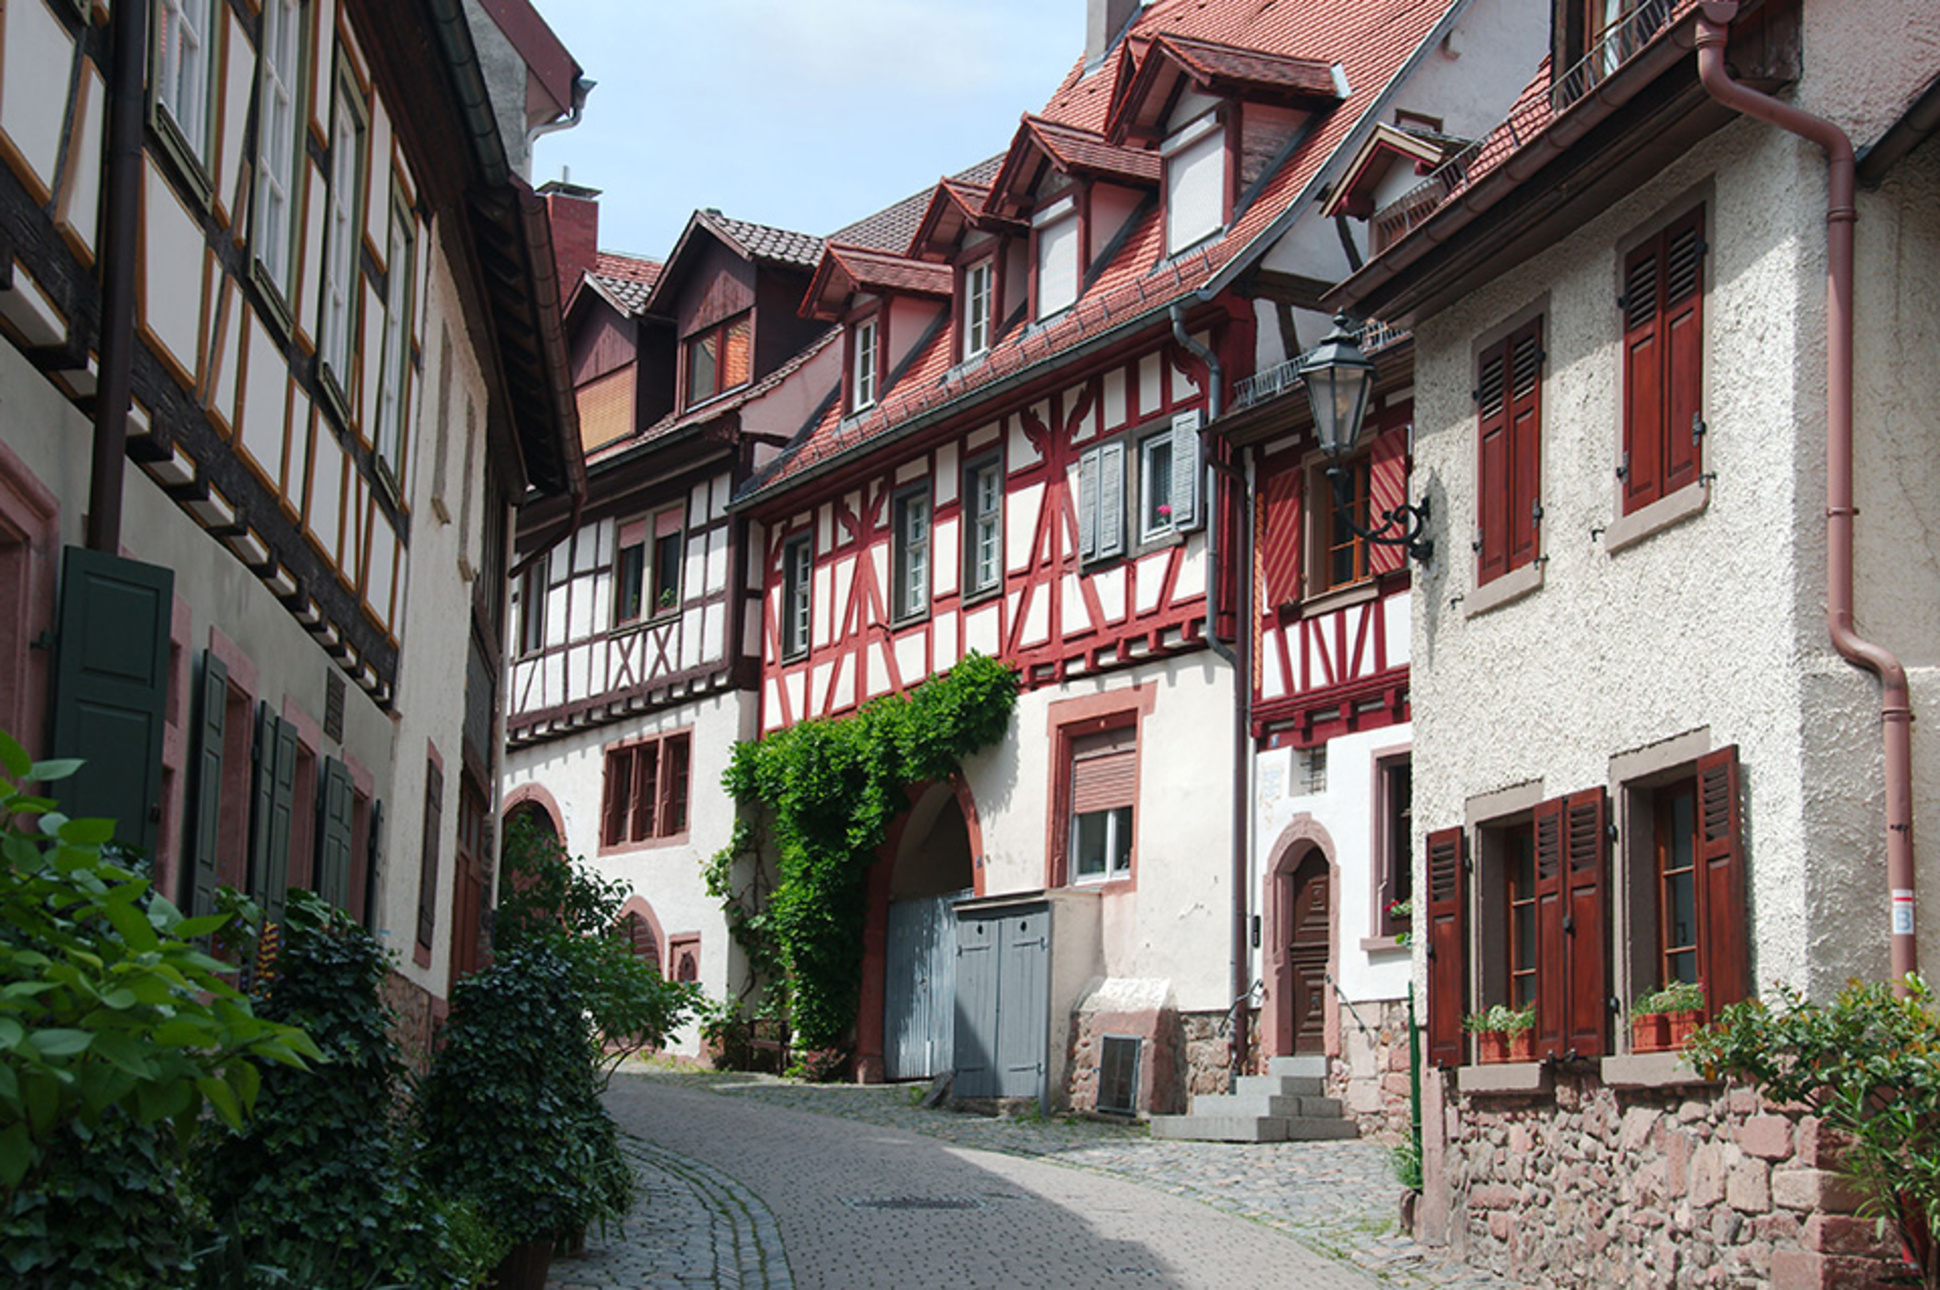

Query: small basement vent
left=1097, top=1035, right=1141, bottom=1115
left=324, top=669, right=346, bottom=742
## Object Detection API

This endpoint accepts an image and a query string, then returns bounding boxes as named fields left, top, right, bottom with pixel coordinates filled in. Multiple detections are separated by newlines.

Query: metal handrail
left=1232, top=319, right=1411, bottom=411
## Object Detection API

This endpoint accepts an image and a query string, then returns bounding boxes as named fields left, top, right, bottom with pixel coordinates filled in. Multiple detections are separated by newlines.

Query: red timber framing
left=752, top=321, right=1242, bottom=732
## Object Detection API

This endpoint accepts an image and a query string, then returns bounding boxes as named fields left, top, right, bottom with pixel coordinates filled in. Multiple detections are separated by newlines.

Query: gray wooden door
left=953, top=905, right=1049, bottom=1100
left=884, top=889, right=967, bottom=1080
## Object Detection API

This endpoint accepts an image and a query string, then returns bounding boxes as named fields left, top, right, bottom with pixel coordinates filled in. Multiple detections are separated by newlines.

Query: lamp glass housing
left=1300, top=315, right=1378, bottom=460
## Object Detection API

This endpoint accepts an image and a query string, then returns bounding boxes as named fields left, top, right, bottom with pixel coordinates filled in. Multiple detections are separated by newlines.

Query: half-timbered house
left=733, top=0, right=1534, bottom=1121
left=1327, top=0, right=1940, bottom=1281
left=0, top=0, right=584, bottom=1053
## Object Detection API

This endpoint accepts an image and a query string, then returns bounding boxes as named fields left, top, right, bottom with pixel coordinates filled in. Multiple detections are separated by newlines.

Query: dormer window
left=963, top=260, right=994, bottom=359
left=1164, top=112, right=1227, bottom=255
left=685, top=313, right=751, bottom=408
left=1034, top=196, right=1080, bottom=320
left=852, top=316, right=879, bottom=411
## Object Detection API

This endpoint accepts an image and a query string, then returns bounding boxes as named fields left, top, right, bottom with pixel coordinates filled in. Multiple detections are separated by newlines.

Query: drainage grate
left=841, top=1196, right=983, bottom=1211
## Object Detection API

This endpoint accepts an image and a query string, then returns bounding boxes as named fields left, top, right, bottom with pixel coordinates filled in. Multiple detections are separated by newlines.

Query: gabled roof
left=801, top=244, right=953, bottom=322
left=1106, top=32, right=1342, bottom=144
left=907, top=178, right=998, bottom=262
left=582, top=251, right=662, bottom=315
left=741, top=0, right=1467, bottom=506
left=834, top=154, right=1006, bottom=253
left=641, top=208, right=824, bottom=317
left=985, top=116, right=1162, bottom=217
left=1320, top=121, right=1465, bottom=220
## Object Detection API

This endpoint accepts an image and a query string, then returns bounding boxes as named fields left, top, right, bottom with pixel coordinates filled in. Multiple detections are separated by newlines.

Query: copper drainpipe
left=1697, top=2, right=1917, bottom=986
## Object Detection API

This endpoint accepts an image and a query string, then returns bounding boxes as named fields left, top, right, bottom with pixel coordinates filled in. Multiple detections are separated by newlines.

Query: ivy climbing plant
left=711, top=653, right=1018, bottom=1053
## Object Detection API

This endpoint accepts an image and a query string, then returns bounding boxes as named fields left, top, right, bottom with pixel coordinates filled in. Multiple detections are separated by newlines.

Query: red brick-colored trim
left=152, top=596, right=194, bottom=903
left=615, top=895, right=667, bottom=976
left=502, top=780, right=565, bottom=837
left=1261, top=813, right=1342, bottom=1065
left=1043, top=683, right=1157, bottom=890
left=0, top=434, right=56, bottom=755
left=666, top=931, right=701, bottom=984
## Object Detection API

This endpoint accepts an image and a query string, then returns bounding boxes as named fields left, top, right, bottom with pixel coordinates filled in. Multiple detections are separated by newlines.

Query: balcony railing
left=1232, top=319, right=1410, bottom=412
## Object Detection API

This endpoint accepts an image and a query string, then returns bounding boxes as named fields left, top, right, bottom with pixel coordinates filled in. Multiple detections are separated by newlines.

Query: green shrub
left=1632, top=979, right=1705, bottom=1016
left=0, top=732, right=317, bottom=1287
left=195, top=891, right=482, bottom=1288
left=1685, top=978, right=1940, bottom=1288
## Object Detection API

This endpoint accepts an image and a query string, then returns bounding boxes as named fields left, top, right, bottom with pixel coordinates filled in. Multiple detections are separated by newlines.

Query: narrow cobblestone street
left=550, top=1066, right=1513, bottom=1289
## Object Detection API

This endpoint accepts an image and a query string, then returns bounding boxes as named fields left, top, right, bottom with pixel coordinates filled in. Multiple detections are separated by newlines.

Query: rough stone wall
left=382, top=970, right=441, bottom=1077
left=1443, top=1072, right=1903, bottom=1289
left=1332, top=998, right=1413, bottom=1143
left=1180, top=1009, right=1256, bottom=1097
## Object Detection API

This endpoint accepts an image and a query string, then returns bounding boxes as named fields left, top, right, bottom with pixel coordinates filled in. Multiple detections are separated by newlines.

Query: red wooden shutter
left=630, top=743, right=659, bottom=841
left=1697, top=745, right=1747, bottom=1019
left=1258, top=458, right=1303, bottom=609
left=1532, top=796, right=1567, bottom=1058
left=1622, top=239, right=1663, bottom=513
left=1476, top=343, right=1510, bottom=584
left=1368, top=426, right=1408, bottom=577
left=1425, top=826, right=1468, bottom=1068
left=1507, top=321, right=1543, bottom=573
left=1662, top=209, right=1705, bottom=496
left=600, top=747, right=627, bottom=846
left=663, top=735, right=691, bottom=835
left=1563, top=787, right=1609, bottom=1058
left=1070, top=727, right=1137, bottom=813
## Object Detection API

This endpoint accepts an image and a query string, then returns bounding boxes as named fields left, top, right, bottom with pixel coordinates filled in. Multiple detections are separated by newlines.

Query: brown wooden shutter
left=1258, top=459, right=1302, bottom=608
left=600, top=747, right=627, bottom=846
left=1697, top=745, right=1747, bottom=1019
left=1563, top=787, right=1609, bottom=1057
left=1070, top=727, right=1137, bottom=813
left=1532, top=795, right=1567, bottom=1058
left=1425, top=826, right=1468, bottom=1068
left=1476, top=343, right=1510, bottom=584
left=630, top=743, right=659, bottom=841
left=1662, top=209, right=1705, bottom=497
left=1367, top=426, right=1408, bottom=577
left=1622, top=239, right=1663, bottom=512
left=663, top=735, right=691, bottom=835
left=1507, top=321, right=1543, bottom=573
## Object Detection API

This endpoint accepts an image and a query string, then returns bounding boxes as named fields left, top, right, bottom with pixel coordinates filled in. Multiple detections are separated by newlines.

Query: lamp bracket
left=1326, top=465, right=1433, bottom=565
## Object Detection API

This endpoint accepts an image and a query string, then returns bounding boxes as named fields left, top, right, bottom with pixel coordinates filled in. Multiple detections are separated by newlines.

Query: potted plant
left=1500, top=1003, right=1536, bottom=1061
left=1388, top=898, right=1413, bottom=947
left=1464, top=1004, right=1536, bottom=1063
left=1631, top=979, right=1705, bottom=1051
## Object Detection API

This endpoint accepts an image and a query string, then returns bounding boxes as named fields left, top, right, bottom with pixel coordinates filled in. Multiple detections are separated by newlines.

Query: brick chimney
left=1085, top=0, right=1140, bottom=69
left=538, top=179, right=601, bottom=306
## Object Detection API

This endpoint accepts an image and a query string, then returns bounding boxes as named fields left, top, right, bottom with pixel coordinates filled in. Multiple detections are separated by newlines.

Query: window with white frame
left=155, top=0, right=217, bottom=168
left=252, top=0, right=303, bottom=298
left=963, top=260, right=994, bottom=359
left=781, top=533, right=813, bottom=660
left=891, top=483, right=930, bottom=621
left=1135, top=411, right=1202, bottom=545
left=1164, top=112, right=1226, bottom=255
left=964, top=454, right=1003, bottom=597
left=852, top=317, right=878, bottom=412
left=319, top=74, right=366, bottom=391
left=373, top=202, right=414, bottom=493
left=1066, top=725, right=1136, bottom=883
left=1035, top=198, right=1079, bottom=319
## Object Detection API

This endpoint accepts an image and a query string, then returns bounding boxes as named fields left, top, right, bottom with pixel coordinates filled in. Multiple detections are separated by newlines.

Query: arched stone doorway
left=855, top=779, right=982, bottom=1082
left=1262, top=817, right=1340, bottom=1063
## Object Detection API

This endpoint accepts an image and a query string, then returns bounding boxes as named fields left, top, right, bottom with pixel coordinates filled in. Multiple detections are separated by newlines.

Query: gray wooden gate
left=953, top=902, right=1049, bottom=1100
left=883, top=889, right=967, bottom=1080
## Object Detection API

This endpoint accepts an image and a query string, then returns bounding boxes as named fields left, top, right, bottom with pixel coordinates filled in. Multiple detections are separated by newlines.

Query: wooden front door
left=1287, top=851, right=1331, bottom=1055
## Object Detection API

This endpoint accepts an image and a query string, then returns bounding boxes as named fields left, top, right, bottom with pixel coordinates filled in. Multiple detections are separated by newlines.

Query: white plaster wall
left=958, top=652, right=1237, bottom=1012
left=502, top=688, right=758, bottom=1053
left=1254, top=721, right=1414, bottom=1007
left=1404, top=118, right=1858, bottom=997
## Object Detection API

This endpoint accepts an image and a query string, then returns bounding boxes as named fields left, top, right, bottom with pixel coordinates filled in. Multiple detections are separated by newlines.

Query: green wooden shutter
left=187, top=650, right=228, bottom=918
left=362, top=799, right=382, bottom=930
left=317, top=757, right=354, bottom=912
left=418, top=760, right=443, bottom=950
left=49, top=546, right=173, bottom=858
left=247, top=708, right=297, bottom=925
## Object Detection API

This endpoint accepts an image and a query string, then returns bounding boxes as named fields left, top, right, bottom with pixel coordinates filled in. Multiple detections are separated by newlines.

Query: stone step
left=1233, top=1073, right=1327, bottom=1098
left=1148, top=1113, right=1361, bottom=1144
left=1267, top=1055, right=1328, bottom=1080
left=1188, top=1092, right=1344, bottom=1120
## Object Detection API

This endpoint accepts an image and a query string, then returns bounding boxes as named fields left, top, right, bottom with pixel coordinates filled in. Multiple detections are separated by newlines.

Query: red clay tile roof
left=988, top=116, right=1161, bottom=213
left=586, top=251, right=661, bottom=314
left=908, top=178, right=1009, bottom=260
left=802, top=244, right=953, bottom=320
left=698, top=211, right=824, bottom=268
left=1159, top=32, right=1341, bottom=97
left=742, top=0, right=1465, bottom=504
left=831, top=155, right=1006, bottom=253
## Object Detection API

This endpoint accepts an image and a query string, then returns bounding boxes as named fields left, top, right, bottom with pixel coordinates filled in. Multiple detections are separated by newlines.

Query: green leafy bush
left=418, top=944, right=632, bottom=1247
left=716, top=653, right=1018, bottom=1053
left=1632, top=979, right=1705, bottom=1016
left=0, top=732, right=318, bottom=1287
left=195, top=891, right=486, bottom=1288
left=1684, top=978, right=1940, bottom=1288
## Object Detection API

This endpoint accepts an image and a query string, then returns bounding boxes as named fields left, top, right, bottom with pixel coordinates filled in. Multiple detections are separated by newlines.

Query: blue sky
left=530, top=0, right=1085, bottom=262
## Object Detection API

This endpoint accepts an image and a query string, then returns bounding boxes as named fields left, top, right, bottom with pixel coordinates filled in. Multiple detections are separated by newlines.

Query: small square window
left=651, top=528, right=682, bottom=617
left=685, top=314, right=751, bottom=408
left=614, top=521, right=646, bottom=625
left=1063, top=723, right=1136, bottom=885
left=600, top=732, right=693, bottom=848
left=852, top=317, right=879, bottom=411
left=1138, top=433, right=1176, bottom=543
left=781, top=533, right=813, bottom=660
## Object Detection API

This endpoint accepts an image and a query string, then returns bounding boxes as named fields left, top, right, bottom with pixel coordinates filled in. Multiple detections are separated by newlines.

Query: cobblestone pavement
left=550, top=1065, right=1516, bottom=1290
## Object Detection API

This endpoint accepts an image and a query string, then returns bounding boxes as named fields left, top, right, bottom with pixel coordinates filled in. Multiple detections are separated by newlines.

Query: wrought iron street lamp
left=1299, top=313, right=1434, bottom=564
